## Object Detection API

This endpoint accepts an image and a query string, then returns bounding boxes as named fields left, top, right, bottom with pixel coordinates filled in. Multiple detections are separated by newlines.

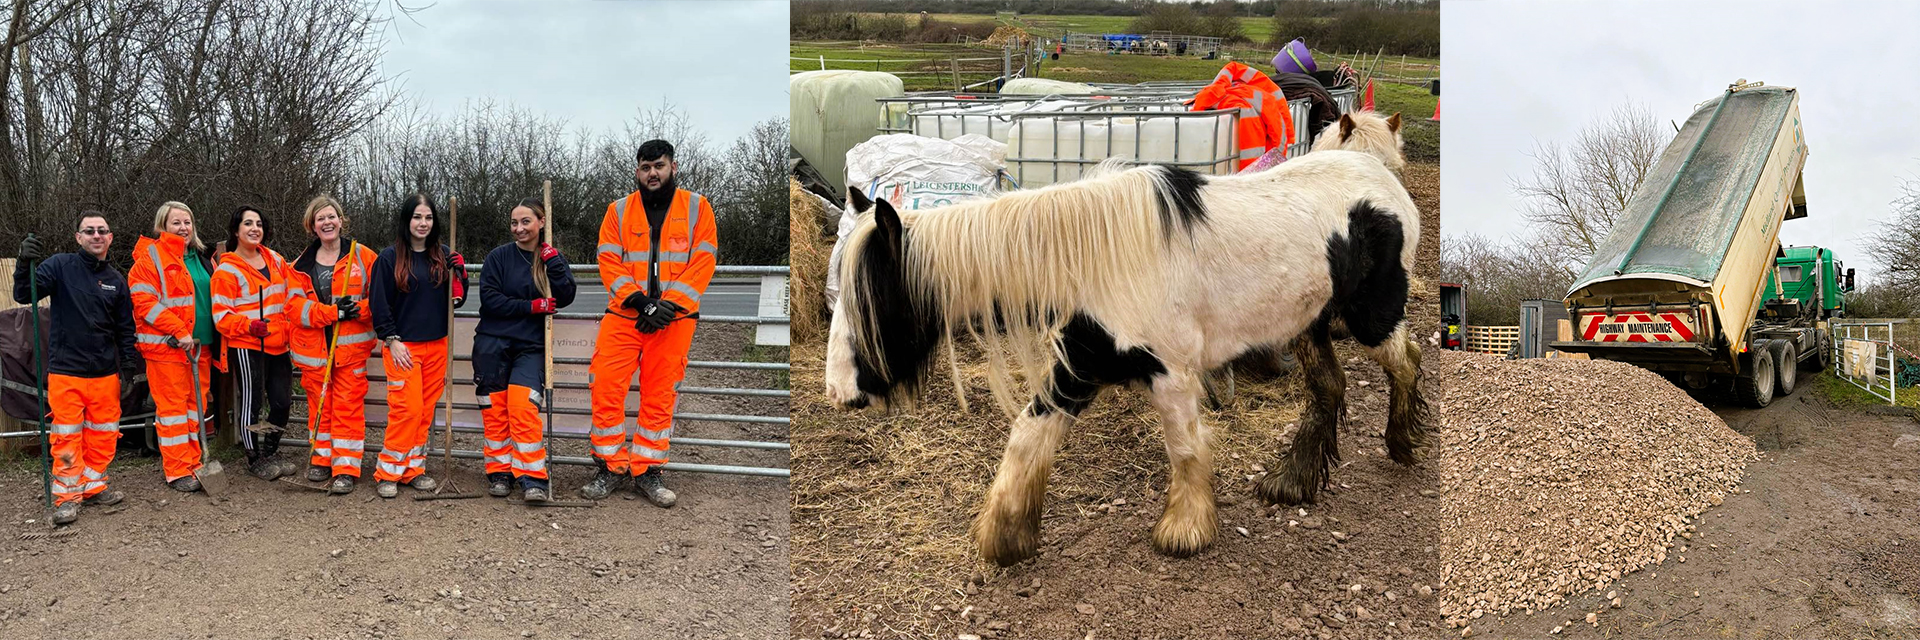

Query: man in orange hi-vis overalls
left=14, top=211, right=142, bottom=526
left=582, top=139, right=718, bottom=506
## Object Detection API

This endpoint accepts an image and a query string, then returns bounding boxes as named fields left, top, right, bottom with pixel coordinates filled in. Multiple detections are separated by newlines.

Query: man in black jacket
left=14, top=211, right=142, bottom=525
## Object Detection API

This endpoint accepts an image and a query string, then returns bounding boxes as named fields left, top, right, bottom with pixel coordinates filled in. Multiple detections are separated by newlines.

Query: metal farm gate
left=1832, top=321, right=1896, bottom=403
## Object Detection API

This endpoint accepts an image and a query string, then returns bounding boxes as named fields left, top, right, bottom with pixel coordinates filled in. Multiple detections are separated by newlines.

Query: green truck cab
left=1762, top=246, right=1854, bottom=319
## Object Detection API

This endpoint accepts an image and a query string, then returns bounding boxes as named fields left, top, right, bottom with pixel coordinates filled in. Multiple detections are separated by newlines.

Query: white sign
left=756, top=274, right=790, bottom=347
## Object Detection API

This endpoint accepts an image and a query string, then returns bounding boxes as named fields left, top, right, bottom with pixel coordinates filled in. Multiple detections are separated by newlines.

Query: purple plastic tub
left=1272, top=39, right=1315, bottom=74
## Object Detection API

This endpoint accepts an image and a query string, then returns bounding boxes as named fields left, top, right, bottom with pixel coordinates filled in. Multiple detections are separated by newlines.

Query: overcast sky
left=380, top=0, right=787, bottom=146
left=1442, top=0, right=1920, bottom=281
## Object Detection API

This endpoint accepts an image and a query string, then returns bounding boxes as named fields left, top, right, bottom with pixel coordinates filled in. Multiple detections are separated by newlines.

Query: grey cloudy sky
left=380, top=0, right=788, bottom=145
left=1442, top=0, right=1920, bottom=281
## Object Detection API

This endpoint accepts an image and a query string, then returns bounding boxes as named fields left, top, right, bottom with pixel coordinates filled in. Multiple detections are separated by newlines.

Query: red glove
left=451, top=277, right=465, bottom=303
left=448, top=251, right=466, bottom=272
left=530, top=298, right=557, bottom=315
left=248, top=319, right=270, bottom=338
left=448, top=252, right=466, bottom=302
left=538, top=243, right=560, bottom=263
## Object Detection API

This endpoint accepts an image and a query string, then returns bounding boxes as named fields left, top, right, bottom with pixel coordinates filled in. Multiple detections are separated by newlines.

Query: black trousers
left=230, top=347, right=292, bottom=460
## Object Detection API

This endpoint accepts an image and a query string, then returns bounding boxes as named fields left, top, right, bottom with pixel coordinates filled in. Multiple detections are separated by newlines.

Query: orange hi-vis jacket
left=1190, top=61, right=1297, bottom=170
left=128, top=233, right=203, bottom=363
left=285, top=241, right=379, bottom=371
left=597, top=189, right=718, bottom=316
left=212, top=247, right=293, bottom=370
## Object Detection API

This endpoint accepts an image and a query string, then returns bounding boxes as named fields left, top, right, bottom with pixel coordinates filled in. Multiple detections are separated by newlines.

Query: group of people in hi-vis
left=13, top=140, right=717, bottom=526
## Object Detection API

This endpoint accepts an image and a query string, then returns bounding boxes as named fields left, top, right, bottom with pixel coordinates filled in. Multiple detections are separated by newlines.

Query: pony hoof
left=1254, top=470, right=1319, bottom=505
left=1150, top=505, right=1219, bottom=558
left=1386, top=442, right=1427, bottom=466
left=972, top=514, right=1042, bottom=567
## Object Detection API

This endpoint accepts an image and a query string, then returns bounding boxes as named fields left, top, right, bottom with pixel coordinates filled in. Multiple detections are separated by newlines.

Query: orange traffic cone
left=1362, top=80, right=1375, bottom=111
left=1430, top=98, right=1440, bottom=122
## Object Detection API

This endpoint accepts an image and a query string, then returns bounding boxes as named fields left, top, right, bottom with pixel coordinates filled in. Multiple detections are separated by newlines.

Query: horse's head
left=1312, top=111, right=1406, bottom=174
left=825, top=190, right=943, bottom=412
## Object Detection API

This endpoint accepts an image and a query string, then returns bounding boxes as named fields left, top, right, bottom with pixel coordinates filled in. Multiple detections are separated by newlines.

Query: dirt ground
left=1466, top=377, right=1920, bottom=639
left=789, top=160, right=1444, bottom=639
left=0, top=325, right=789, bottom=640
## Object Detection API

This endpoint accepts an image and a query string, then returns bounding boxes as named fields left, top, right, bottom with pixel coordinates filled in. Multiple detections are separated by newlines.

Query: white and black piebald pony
left=824, top=149, right=1431, bottom=566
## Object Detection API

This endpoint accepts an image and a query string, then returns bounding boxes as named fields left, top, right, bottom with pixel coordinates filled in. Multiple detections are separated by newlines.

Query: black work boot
left=487, top=472, right=512, bottom=498
left=632, top=468, right=677, bottom=508
left=578, top=465, right=626, bottom=500
left=521, top=477, right=551, bottom=503
left=249, top=457, right=280, bottom=480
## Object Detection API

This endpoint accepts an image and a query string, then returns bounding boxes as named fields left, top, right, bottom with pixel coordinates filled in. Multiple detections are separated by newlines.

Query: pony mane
left=1312, top=111, right=1406, bottom=174
left=841, top=164, right=1207, bottom=416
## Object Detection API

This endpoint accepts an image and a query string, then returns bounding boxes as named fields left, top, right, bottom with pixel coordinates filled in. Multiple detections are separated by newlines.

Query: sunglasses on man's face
left=78, top=228, right=111, bottom=237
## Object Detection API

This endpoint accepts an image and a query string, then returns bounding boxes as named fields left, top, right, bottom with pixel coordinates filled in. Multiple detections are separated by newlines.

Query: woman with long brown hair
left=365, top=194, right=467, bottom=499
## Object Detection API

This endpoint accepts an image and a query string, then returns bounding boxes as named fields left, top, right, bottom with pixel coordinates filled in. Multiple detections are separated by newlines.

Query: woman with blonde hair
left=127, top=201, right=220, bottom=492
left=285, top=195, right=380, bottom=493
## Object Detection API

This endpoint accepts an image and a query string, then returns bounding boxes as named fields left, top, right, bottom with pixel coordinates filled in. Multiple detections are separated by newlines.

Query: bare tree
left=1440, top=231, right=1576, bottom=326
left=1511, top=103, right=1670, bottom=268
left=1865, top=178, right=1920, bottom=294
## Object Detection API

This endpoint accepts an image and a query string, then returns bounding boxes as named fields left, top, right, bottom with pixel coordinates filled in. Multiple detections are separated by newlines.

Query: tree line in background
left=1, top=0, right=788, bottom=272
left=792, top=0, right=1439, bottom=56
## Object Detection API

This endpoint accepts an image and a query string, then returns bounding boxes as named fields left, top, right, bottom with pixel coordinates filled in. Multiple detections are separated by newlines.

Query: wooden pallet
left=1465, top=325, right=1521, bottom=356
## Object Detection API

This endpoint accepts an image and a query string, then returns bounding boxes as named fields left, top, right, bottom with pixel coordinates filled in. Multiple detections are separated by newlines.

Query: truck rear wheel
left=1801, top=333, right=1830, bottom=372
left=1736, top=341, right=1777, bottom=408
left=1772, top=340, right=1797, bottom=396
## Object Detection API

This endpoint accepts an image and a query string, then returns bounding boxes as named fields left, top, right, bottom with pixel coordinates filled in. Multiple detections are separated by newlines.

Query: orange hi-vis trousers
left=588, top=316, right=696, bottom=476
left=374, top=339, right=445, bottom=483
left=46, top=374, right=121, bottom=505
left=146, top=357, right=211, bottom=482
left=482, top=385, right=548, bottom=481
left=301, top=353, right=371, bottom=478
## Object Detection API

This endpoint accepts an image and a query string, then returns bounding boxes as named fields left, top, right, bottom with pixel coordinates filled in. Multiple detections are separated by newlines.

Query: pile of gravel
left=1432, top=351, right=1757, bottom=630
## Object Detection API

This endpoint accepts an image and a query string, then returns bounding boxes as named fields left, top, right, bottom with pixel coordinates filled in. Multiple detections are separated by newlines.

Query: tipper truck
left=1550, top=82, right=1849, bottom=407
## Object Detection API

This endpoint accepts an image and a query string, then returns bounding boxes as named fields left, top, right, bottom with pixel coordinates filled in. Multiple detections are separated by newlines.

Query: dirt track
left=1466, top=379, right=1920, bottom=639
left=789, top=159, right=1444, bottom=639
left=0, top=325, right=790, bottom=640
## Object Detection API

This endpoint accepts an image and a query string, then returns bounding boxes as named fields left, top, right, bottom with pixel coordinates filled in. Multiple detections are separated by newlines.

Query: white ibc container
left=791, top=70, right=905, bottom=196
left=1005, top=111, right=1236, bottom=188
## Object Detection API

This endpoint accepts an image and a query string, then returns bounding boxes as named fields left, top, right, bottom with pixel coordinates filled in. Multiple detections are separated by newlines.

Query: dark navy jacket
left=476, top=243, right=576, bottom=345
left=12, top=251, right=141, bottom=378
left=367, top=245, right=468, bottom=343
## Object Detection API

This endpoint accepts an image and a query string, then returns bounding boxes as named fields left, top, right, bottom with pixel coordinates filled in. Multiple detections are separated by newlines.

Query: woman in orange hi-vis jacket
left=285, top=195, right=380, bottom=494
left=211, top=205, right=298, bottom=481
left=366, top=194, right=467, bottom=500
left=128, top=201, right=220, bottom=493
left=582, top=140, right=717, bottom=507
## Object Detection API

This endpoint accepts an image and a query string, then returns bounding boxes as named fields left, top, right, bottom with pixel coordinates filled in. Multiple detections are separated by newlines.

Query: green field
left=792, top=38, right=1438, bottom=160
left=896, top=12, right=1286, bottom=45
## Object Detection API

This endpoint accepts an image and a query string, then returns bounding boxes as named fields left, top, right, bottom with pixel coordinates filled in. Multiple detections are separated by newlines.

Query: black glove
left=622, top=291, right=655, bottom=310
left=635, top=302, right=667, bottom=334
left=657, top=299, right=685, bottom=316
left=18, top=234, right=43, bottom=262
left=337, top=298, right=360, bottom=322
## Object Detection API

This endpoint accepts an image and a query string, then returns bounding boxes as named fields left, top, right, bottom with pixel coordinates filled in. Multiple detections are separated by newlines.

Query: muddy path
left=1467, top=382, right=1920, bottom=639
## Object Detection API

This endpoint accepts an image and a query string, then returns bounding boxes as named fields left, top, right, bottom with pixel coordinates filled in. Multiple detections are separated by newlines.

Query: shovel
left=189, top=345, right=227, bottom=495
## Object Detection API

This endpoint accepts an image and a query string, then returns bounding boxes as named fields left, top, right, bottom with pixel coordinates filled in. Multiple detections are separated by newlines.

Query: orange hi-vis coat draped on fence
left=1190, top=61, right=1296, bottom=170
left=597, top=189, right=718, bottom=316
left=286, top=242, right=379, bottom=477
left=47, top=373, right=121, bottom=505
left=591, top=188, right=717, bottom=475
left=128, top=233, right=213, bottom=481
left=211, top=248, right=293, bottom=372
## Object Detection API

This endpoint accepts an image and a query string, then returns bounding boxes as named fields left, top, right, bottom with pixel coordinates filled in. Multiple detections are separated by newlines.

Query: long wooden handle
left=442, top=196, right=457, bottom=467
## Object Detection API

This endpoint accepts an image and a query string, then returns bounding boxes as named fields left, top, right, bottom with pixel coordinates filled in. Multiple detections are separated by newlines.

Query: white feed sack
left=826, top=134, right=1007, bottom=308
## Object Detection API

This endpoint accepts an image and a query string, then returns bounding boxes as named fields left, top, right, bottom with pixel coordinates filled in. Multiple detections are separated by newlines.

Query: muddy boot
left=50, top=501, right=79, bottom=525
left=632, top=468, right=677, bottom=508
left=578, top=465, right=625, bottom=500
left=169, top=476, right=200, bottom=493
left=408, top=475, right=438, bottom=492
left=328, top=475, right=355, bottom=495
left=522, top=477, right=551, bottom=503
left=376, top=481, right=398, bottom=498
left=487, top=473, right=512, bottom=498
left=306, top=465, right=329, bottom=483
left=83, top=488, right=123, bottom=506
left=249, top=457, right=279, bottom=480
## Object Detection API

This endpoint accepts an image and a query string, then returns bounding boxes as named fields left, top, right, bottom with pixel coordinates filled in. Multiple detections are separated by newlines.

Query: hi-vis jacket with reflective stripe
left=286, top=240, right=379, bottom=370
left=212, top=248, right=293, bottom=369
left=1190, top=61, right=1297, bottom=171
left=597, top=189, right=718, bottom=316
left=129, top=233, right=213, bottom=364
